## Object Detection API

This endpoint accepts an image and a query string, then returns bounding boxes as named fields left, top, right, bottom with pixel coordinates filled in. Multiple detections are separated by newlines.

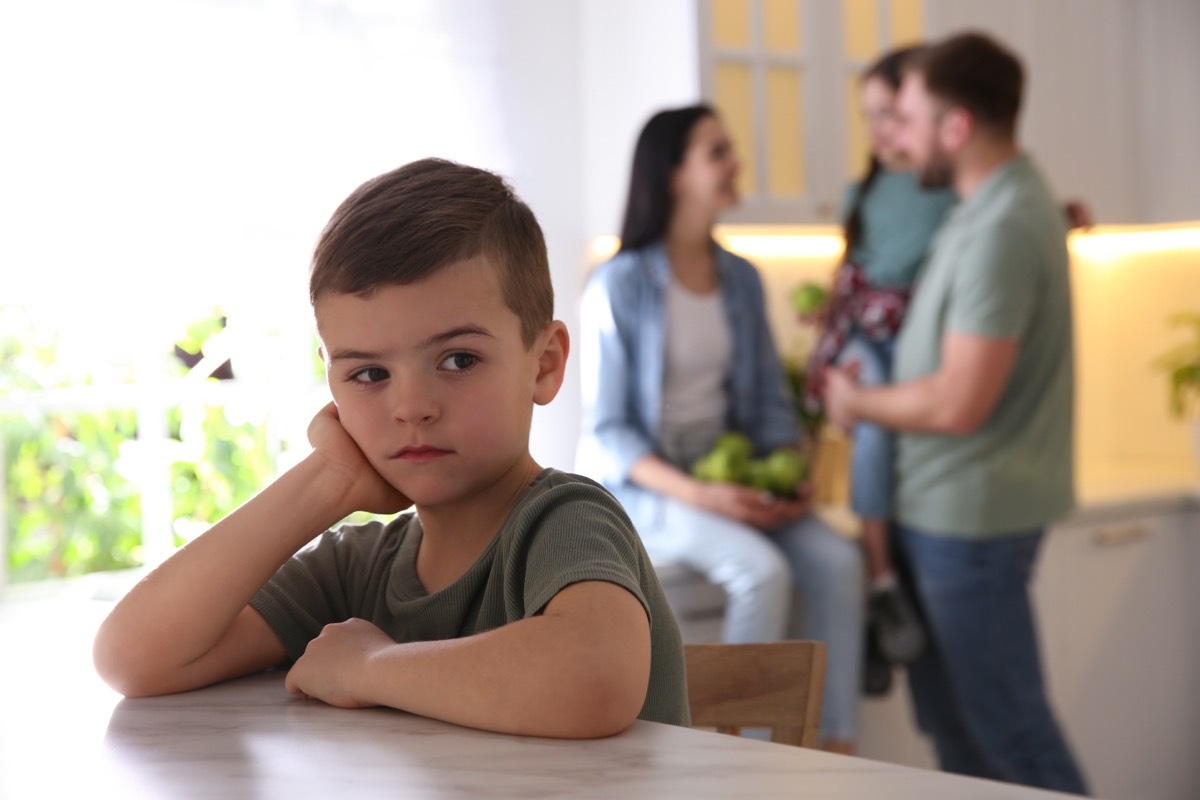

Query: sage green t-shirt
left=250, top=469, right=690, bottom=726
left=893, top=155, right=1075, bottom=537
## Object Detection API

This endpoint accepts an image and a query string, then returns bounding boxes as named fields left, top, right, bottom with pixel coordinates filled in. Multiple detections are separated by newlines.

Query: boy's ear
left=532, top=321, right=570, bottom=406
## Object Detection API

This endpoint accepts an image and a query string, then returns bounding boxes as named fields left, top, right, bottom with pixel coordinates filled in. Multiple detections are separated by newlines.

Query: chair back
left=683, top=641, right=826, bottom=748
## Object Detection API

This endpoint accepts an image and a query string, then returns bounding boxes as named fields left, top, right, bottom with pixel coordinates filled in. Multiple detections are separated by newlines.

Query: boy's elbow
left=93, top=626, right=171, bottom=698
left=559, top=673, right=646, bottom=738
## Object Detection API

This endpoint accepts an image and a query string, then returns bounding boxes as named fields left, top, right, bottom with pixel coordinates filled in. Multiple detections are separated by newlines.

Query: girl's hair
left=618, top=104, right=716, bottom=252
left=842, top=46, right=922, bottom=259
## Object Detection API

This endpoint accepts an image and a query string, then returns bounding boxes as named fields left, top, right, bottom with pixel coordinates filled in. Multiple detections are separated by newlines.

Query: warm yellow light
left=1070, top=222, right=1200, bottom=264
left=589, top=234, right=620, bottom=264
left=588, top=226, right=846, bottom=266
left=589, top=220, right=1200, bottom=272
left=719, top=233, right=845, bottom=260
left=717, top=224, right=845, bottom=260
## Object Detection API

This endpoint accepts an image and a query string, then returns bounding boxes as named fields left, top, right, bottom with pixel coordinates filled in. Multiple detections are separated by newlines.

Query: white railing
left=0, top=372, right=324, bottom=590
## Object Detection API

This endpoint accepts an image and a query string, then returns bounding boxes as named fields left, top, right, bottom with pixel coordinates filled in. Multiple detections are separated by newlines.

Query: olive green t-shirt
left=250, top=468, right=690, bottom=726
left=893, top=155, right=1075, bottom=537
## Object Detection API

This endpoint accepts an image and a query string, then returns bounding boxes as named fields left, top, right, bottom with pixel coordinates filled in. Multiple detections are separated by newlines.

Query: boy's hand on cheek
left=285, top=618, right=393, bottom=708
left=307, top=402, right=411, bottom=514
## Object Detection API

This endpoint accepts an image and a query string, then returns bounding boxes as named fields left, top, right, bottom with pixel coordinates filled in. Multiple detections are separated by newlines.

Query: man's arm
left=94, top=403, right=409, bottom=697
left=283, top=579, right=652, bottom=739
left=825, top=331, right=1018, bottom=435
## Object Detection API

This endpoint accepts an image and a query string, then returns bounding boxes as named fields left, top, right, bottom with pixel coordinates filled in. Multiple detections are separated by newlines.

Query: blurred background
left=4, top=0, right=1197, bottom=584
left=2, top=1, right=1199, bottom=796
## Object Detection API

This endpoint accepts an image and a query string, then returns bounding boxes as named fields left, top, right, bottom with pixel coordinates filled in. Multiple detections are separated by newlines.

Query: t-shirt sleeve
left=249, top=526, right=369, bottom=660
left=947, top=222, right=1040, bottom=341
left=512, top=481, right=652, bottom=626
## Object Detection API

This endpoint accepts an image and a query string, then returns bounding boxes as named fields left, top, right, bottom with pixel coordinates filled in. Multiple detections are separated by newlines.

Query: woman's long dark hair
left=618, top=104, right=716, bottom=252
left=842, top=46, right=921, bottom=258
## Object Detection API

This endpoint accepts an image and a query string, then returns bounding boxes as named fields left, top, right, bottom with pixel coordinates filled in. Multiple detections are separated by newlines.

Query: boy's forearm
left=94, top=453, right=355, bottom=691
left=366, top=619, right=644, bottom=737
left=288, top=582, right=652, bottom=738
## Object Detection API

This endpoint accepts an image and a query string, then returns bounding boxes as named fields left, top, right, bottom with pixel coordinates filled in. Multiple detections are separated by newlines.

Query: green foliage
left=1153, top=312, right=1200, bottom=420
left=2, top=409, right=143, bottom=581
left=167, top=404, right=276, bottom=548
left=1, top=306, right=282, bottom=582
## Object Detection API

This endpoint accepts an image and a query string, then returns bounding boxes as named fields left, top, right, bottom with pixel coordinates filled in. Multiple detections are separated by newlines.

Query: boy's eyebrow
left=420, top=324, right=494, bottom=348
left=326, top=325, right=494, bottom=362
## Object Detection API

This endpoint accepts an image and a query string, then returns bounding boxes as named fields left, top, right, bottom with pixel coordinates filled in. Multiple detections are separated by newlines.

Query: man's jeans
left=893, top=524, right=1089, bottom=795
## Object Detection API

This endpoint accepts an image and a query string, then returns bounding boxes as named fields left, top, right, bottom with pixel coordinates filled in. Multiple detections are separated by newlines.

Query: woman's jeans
left=893, top=524, right=1089, bottom=794
left=837, top=334, right=895, bottom=520
left=641, top=499, right=864, bottom=742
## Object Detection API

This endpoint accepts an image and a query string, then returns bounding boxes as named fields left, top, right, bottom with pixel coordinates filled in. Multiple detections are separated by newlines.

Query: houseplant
left=1153, top=311, right=1200, bottom=470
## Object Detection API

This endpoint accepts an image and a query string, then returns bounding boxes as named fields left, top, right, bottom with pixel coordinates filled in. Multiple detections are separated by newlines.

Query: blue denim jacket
left=575, top=241, right=801, bottom=528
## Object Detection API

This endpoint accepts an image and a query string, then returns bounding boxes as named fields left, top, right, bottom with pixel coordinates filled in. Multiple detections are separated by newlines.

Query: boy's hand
left=307, top=402, right=411, bottom=515
left=285, top=618, right=393, bottom=708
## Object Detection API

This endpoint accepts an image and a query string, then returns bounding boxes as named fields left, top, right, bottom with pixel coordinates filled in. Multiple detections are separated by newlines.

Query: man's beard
left=916, top=142, right=955, bottom=189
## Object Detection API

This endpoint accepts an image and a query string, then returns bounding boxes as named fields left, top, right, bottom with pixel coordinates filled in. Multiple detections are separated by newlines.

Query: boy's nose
left=389, top=379, right=440, bottom=424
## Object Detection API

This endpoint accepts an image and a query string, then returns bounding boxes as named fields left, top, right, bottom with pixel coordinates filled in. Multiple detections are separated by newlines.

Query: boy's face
left=314, top=256, right=564, bottom=509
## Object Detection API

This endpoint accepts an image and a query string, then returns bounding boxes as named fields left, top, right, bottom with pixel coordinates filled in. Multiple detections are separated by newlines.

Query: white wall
left=579, top=0, right=702, bottom=242
left=925, top=0, right=1200, bottom=224
left=517, top=0, right=702, bottom=469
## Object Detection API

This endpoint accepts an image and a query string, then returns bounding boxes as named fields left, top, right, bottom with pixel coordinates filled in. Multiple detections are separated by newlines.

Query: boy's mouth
left=392, top=445, right=453, bottom=463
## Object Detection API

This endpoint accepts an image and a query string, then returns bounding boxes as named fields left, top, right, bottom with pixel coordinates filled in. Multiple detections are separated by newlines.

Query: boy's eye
left=440, top=352, right=478, bottom=372
left=350, top=367, right=389, bottom=384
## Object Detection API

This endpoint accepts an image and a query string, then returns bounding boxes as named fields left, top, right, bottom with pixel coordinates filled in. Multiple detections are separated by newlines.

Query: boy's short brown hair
left=310, top=158, right=554, bottom=348
left=906, top=31, right=1024, bottom=138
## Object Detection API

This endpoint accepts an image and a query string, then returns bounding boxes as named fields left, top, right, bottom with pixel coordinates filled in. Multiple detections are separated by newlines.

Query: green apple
left=712, top=431, right=753, bottom=461
left=791, top=282, right=830, bottom=316
left=763, top=449, right=807, bottom=496
left=691, top=447, right=749, bottom=484
left=745, top=459, right=774, bottom=492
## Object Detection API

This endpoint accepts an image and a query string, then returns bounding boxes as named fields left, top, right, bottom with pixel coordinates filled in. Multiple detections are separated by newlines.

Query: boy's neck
left=413, top=456, right=543, bottom=594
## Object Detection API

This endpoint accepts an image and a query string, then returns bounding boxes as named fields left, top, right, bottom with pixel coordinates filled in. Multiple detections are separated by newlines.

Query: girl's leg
left=836, top=334, right=924, bottom=664
left=837, top=334, right=895, bottom=566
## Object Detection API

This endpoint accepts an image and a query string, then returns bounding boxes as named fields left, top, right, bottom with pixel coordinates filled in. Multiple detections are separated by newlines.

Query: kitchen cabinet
left=659, top=492, right=1200, bottom=798
left=698, top=0, right=924, bottom=225
left=1032, top=500, right=1200, bottom=800
left=698, top=0, right=1200, bottom=226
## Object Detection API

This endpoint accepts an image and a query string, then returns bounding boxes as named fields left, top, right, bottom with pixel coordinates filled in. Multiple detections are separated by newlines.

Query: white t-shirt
left=659, top=279, right=731, bottom=467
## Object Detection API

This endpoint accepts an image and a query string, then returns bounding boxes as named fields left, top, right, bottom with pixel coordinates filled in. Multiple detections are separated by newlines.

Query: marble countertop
left=0, top=596, right=1083, bottom=800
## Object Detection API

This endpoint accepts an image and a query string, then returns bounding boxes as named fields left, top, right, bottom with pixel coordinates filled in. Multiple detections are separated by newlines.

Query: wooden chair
left=683, top=641, right=827, bottom=749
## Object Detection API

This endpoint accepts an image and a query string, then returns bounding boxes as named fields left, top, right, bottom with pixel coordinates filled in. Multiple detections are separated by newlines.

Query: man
left=823, top=32, right=1089, bottom=794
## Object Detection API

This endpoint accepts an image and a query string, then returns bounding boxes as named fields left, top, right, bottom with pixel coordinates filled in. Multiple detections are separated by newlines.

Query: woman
left=576, top=104, right=864, bottom=753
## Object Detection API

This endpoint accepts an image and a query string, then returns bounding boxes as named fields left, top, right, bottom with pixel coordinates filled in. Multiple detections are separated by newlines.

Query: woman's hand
left=693, top=480, right=812, bottom=531
left=306, top=402, right=411, bottom=515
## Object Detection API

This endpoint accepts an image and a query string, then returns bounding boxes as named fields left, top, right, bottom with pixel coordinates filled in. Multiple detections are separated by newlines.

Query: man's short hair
left=310, top=158, right=553, bottom=348
left=906, top=31, right=1024, bottom=137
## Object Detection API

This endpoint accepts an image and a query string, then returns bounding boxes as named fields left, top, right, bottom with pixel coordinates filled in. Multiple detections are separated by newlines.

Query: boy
left=94, top=158, right=690, bottom=737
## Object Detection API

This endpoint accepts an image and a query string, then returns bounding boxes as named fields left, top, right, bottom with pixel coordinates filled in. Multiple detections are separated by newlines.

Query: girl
left=805, top=47, right=950, bottom=682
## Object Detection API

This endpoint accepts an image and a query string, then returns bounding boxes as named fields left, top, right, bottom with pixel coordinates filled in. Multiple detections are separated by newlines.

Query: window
left=698, top=0, right=924, bottom=224
left=0, top=0, right=509, bottom=587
